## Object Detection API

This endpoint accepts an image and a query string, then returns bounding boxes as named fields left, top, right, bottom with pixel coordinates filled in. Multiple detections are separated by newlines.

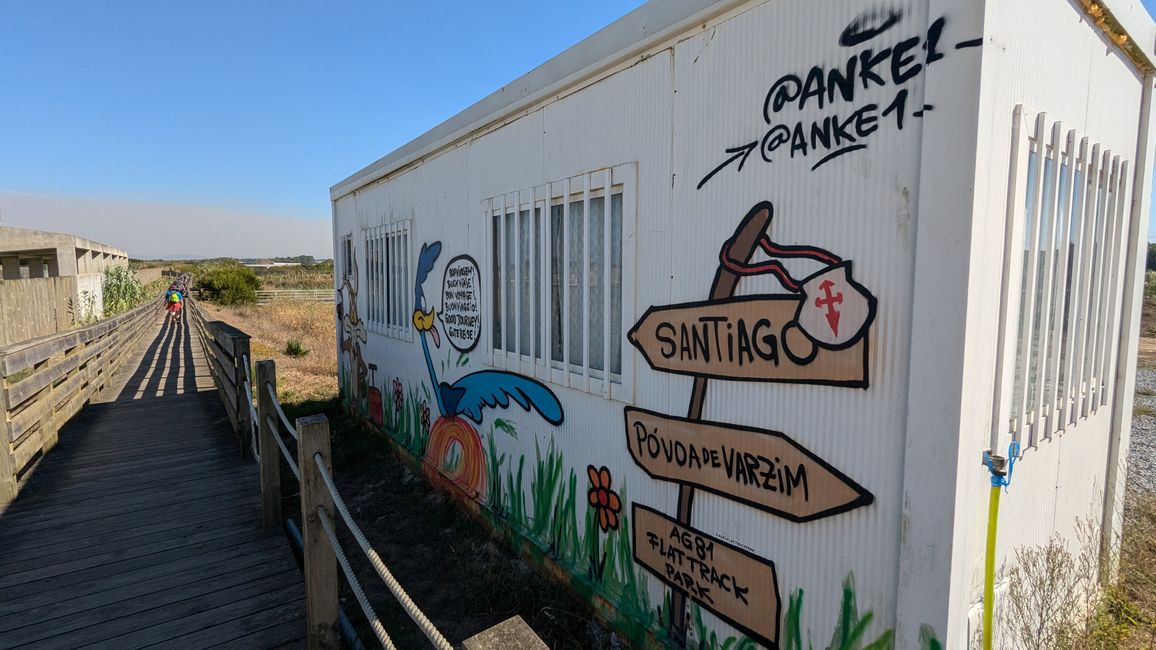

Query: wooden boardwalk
left=0, top=312, right=306, bottom=649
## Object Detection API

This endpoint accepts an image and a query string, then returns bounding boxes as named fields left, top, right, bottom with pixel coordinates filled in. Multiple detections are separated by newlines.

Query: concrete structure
left=0, top=226, right=128, bottom=281
left=0, top=226, right=128, bottom=325
left=332, top=0, right=1156, bottom=648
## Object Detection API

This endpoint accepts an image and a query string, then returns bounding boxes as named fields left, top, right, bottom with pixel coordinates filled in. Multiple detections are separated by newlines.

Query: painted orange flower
left=587, top=465, right=621, bottom=532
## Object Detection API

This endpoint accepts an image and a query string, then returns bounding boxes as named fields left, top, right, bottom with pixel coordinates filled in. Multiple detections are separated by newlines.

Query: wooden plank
left=0, top=536, right=285, bottom=619
left=150, top=597, right=307, bottom=649
left=12, top=575, right=304, bottom=650
left=0, top=549, right=288, bottom=635
left=0, top=560, right=299, bottom=647
left=0, top=297, right=303, bottom=649
left=214, top=620, right=310, bottom=649
left=0, top=481, right=254, bottom=537
left=0, top=500, right=258, bottom=568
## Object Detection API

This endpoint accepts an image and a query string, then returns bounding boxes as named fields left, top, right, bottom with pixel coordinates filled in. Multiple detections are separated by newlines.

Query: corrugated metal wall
left=332, top=0, right=1153, bottom=647
left=953, top=0, right=1148, bottom=646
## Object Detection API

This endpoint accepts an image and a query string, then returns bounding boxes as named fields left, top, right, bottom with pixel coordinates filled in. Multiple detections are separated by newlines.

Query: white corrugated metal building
left=331, top=0, right=1156, bottom=647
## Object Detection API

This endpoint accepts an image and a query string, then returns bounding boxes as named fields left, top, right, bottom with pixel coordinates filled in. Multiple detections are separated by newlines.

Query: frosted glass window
left=488, top=170, right=628, bottom=396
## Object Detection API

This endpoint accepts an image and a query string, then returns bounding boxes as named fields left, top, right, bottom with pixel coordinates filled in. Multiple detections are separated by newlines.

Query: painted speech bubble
left=441, top=255, right=481, bottom=352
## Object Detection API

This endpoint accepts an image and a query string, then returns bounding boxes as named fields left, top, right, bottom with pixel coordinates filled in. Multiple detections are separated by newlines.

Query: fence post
left=299, top=414, right=340, bottom=649
left=232, top=334, right=253, bottom=460
left=256, top=360, right=282, bottom=528
left=0, top=359, right=16, bottom=508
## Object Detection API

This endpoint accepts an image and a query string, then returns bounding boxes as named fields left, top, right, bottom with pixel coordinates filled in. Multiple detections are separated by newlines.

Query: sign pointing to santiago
left=625, top=407, right=873, bottom=522
left=626, top=295, right=869, bottom=388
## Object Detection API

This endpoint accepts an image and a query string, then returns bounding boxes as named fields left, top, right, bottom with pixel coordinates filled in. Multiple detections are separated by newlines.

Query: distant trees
left=1148, top=243, right=1156, bottom=272
left=197, top=263, right=260, bottom=305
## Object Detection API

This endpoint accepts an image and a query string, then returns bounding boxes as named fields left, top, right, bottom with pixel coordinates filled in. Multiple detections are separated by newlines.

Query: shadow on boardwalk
left=0, top=311, right=306, bottom=649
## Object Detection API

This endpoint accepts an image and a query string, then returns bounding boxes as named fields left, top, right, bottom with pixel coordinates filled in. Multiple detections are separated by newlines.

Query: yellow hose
left=983, top=483, right=1001, bottom=650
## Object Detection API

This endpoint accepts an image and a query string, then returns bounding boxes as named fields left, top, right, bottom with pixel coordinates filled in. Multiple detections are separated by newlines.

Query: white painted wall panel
left=330, top=0, right=1154, bottom=647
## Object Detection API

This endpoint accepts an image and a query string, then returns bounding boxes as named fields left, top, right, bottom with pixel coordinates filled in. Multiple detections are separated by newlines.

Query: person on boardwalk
left=166, top=286, right=183, bottom=322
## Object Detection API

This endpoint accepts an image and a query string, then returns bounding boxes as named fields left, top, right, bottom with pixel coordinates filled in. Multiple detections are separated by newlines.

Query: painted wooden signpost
left=625, top=202, right=877, bottom=648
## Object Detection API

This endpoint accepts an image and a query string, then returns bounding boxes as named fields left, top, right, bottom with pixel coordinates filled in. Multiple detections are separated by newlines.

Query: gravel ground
left=1129, top=366, right=1156, bottom=495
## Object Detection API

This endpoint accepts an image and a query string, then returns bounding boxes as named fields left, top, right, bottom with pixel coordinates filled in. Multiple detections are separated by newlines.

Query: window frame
left=990, top=106, right=1132, bottom=451
left=364, top=220, right=413, bottom=341
left=483, top=163, right=636, bottom=403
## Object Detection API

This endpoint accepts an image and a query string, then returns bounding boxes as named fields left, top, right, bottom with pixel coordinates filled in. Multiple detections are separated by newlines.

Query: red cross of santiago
left=815, top=279, right=843, bottom=336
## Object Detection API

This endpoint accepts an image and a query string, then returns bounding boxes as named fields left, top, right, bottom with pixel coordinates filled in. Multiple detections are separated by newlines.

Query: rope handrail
left=267, top=382, right=298, bottom=440
left=313, top=452, right=454, bottom=650
left=317, top=506, right=398, bottom=650
left=266, top=414, right=301, bottom=481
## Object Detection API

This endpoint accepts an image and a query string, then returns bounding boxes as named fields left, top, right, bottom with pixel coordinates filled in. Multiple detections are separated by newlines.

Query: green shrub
left=198, top=264, right=260, bottom=305
left=284, top=339, right=309, bottom=357
left=103, top=266, right=147, bottom=317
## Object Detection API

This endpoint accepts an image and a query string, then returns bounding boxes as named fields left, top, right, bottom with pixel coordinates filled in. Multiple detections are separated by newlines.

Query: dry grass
left=198, top=299, right=337, bottom=406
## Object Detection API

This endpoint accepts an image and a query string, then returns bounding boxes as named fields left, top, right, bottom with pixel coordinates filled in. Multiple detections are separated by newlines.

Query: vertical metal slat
left=1013, top=113, right=1049, bottom=447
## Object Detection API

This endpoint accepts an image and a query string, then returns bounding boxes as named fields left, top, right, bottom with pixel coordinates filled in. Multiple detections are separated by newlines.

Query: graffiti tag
left=698, top=12, right=983, bottom=188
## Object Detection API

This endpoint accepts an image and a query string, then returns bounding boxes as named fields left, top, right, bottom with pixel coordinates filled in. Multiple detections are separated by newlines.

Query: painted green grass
left=781, top=573, right=944, bottom=650
left=379, top=380, right=432, bottom=460
left=345, top=368, right=945, bottom=650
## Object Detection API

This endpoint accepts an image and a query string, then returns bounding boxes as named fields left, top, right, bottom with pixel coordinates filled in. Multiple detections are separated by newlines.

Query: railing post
left=0, top=359, right=16, bottom=509
left=299, top=414, right=339, bottom=649
left=232, top=334, right=253, bottom=460
left=256, top=360, right=282, bottom=528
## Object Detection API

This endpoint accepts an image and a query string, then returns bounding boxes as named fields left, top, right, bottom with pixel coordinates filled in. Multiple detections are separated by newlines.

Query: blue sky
left=2, top=1, right=1156, bottom=257
left=0, top=1, right=645, bottom=258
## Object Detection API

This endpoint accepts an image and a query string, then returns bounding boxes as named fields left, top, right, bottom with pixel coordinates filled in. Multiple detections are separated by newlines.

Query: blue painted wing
left=448, top=370, right=564, bottom=426
left=414, top=241, right=442, bottom=308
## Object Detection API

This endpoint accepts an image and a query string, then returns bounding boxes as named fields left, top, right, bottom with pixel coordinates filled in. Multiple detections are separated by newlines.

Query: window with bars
left=363, top=222, right=412, bottom=339
left=993, top=107, right=1133, bottom=449
left=341, top=236, right=353, bottom=279
left=486, top=164, right=634, bottom=399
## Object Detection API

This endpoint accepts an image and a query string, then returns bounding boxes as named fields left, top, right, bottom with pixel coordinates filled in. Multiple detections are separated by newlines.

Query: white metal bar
left=405, top=226, right=412, bottom=338
left=1084, top=150, right=1113, bottom=415
left=1089, top=157, right=1118, bottom=410
left=497, top=194, right=507, bottom=368
left=1044, top=129, right=1078, bottom=437
left=385, top=225, right=392, bottom=332
left=602, top=169, right=613, bottom=399
left=373, top=231, right=379, bottom=327
left=581, top=173, right=591, bottom=393
left=1071, top=143, right=1103, bottom=421
left=530, top=191, right=538, bottom=367
left=1029, top=121, right=1064, bottom=440
left=1101, top=159, right=1132, bottom=404
left=517, top=190, right=525, bottom=364
left=394, top=225, right=400, bottom=333
left=1013, top=113, right=1049, bottom=447
left=1095, top=157, right=1126, bottom=407
left=542, top=188, right=552, bottom=376
left=1060, top=136, right=1091, bottom=428
left=484, top=199, right=493, bottom=360
left=539, top=193, right=548, bottom=371
left=562, top=177, right=571, bottom=387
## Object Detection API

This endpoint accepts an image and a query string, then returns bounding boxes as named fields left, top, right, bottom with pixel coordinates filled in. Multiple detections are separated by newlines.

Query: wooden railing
left=185, top=309, right=545, bottom=649
left=256, top=289, right=334, bottom=304
left=0, top=295, right=162, bottom=506
left=186, top=298, right=253, bottom=458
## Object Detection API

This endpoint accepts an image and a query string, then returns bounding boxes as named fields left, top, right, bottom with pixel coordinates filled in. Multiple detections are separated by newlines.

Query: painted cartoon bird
left=412, top=241, right=564, bottom=497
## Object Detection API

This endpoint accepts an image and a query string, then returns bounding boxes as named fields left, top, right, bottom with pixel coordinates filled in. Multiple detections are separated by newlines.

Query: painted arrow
left=625, top=407, right=873, bottom=522
left=633, top=504, right=781, bottom=649
left=625, top=295, right=869, bottom=388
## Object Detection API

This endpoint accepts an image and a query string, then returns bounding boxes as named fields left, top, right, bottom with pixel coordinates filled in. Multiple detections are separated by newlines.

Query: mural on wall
left=696, top=10, right=982, bottom=189
left=337, top=252, right=368, bottom=409
left=627, top=202, right=877, bottom=648
left=441, top=255, right=482, bottom=352
left=411, top=241, right=564, bottom=498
